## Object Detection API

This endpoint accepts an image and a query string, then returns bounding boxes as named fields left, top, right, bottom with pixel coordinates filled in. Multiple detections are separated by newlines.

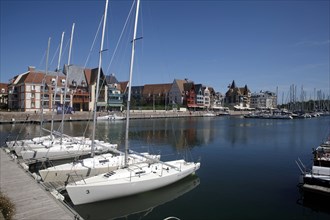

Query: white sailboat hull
left=6, top=135, right=54, bottom=151
left=8, top=136, right=89, bottom=156
left=66, top=160, right=200, bottom=205
left=20, top=143, right=117, bottom=160
left=39, top=153, right=160, bottom=182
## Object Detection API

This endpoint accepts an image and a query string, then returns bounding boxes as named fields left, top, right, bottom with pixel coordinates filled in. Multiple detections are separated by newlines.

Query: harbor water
left=1, top=115, right=330, bottom=219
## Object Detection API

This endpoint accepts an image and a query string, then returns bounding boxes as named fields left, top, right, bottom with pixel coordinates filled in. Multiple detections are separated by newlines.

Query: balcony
left=73, top=96, right=89, bottom=103
left=108, top=99, right=123, bottom=105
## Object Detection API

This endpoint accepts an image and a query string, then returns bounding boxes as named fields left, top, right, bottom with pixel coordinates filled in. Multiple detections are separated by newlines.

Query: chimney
left=28, top=66, right=36, bottom=72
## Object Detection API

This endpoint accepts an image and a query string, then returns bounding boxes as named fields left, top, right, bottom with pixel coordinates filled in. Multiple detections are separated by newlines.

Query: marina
left=0, top=1, right=329, bottom=218
left=1, top=115, right=330, bottom=219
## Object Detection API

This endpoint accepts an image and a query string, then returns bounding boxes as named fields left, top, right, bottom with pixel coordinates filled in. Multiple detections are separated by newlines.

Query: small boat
left=297, top=164, right=330, bottom=196
left=203, top=112, right=216, bottom=117
left=296, top=136, right=330, bottom=196
left=313, top=140, right=330, bottom=167
left=303, top=166, right=330, bottom=188
left=97, top=113, right=125, bottom=121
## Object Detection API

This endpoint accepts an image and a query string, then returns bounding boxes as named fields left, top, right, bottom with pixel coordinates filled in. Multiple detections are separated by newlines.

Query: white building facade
left=250, top=91, right=277, bottom=109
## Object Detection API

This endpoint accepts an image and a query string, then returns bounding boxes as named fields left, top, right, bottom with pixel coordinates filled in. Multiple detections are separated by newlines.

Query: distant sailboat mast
left=125, top=0, right=140, bottom=167
left=91, top=0, right=109, bottom=157
left=51, top=31, right=65, bottom=141
left=61, top=23, right=75, bottom=144
left=40, top=37, right=51, bottom=137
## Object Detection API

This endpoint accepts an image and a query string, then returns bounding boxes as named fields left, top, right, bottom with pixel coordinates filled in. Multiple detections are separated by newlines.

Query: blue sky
left=1, top=0, right=329, bottom=103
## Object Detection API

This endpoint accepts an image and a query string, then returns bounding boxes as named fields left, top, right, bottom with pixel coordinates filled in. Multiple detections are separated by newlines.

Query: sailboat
left=37, top=0, right=159, bottom=182
left=66, top=0, right=200, bottom=205
left=74, top=175, right=200, bottom=219
left=5, top=36, right=91, bottom=159
left=14, top=24, right=118, bottom=161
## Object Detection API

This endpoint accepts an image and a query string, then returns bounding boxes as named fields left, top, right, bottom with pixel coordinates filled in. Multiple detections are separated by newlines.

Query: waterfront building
left=0, top=83, right=8, bottom=109
left=129, top=85, right=143, bottom=109
left=63, top=65, right=90, bottom=112
left=6, top=67, right=244, bottom=112
left=183, top=81, right=197, bottom=108
left=250, top=91, right=277, bottom=109
left=211, top=92, right=224, bottom=111
left=63, top=65, right=108, bottom=112
left=225, top=80, right=251, bottom=108
left=169, top=79, right=186, bottom=106
left=7, top=65, right=108, bottom=112
left=142, top=83, right=172, bottom=109
left=195, top=84, right=204, bottom=108
left=193, top=84, right=216, bottom=110
left=7, top=66, right=66, bottom=112
left=106, top=74, right=123, bottom=111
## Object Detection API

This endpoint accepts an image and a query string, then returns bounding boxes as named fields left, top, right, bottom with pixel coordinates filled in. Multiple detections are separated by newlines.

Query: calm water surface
left=1, top=116, right=330, bottom=220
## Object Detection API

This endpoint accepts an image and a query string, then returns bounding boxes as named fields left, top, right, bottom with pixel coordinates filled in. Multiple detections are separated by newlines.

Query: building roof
left=183, top=82, right=195, bottom=91
left=90, top=68, right=107, bottom=88
left=63, top=65, right=88, bottom=87
left=225, top=81, right=250, bottom=96
left=106, top=74, right=119, bottom=84
left=15, top=70, right=65, bottom=86
left=143, top=83, right=172, bottom=96
left=230, top=80, right=236, bottom=89
left=119, top=81, right=129, bottom=93
left=173, top=79, right=186, bottom=92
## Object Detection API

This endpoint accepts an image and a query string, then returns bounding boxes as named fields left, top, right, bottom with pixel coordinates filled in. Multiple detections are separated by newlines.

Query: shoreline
left=0, top=110, right=247, bottom=124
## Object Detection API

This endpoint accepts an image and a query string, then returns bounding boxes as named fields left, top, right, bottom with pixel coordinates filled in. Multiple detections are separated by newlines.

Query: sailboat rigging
left=66, top=0, right=200, bottom=205
left=14, top=23, right=117, bottom=161
left=37, top=0, right=160, bottom=182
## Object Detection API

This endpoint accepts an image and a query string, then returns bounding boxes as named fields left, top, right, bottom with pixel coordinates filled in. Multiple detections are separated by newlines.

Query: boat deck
left=0, top=148, right=79, bottom=220
left=303, top=183, right=330, bottom=195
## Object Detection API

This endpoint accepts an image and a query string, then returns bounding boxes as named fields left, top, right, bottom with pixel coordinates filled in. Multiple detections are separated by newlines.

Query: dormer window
left=81, top=80, right=86, bottom=86
left=51, top=78, right=56, bottom=85
left=1, top=88, right=5, bottom=93
left=72, top=80, right=77, bottom=86
left=61, top=79, right=66, bottom=84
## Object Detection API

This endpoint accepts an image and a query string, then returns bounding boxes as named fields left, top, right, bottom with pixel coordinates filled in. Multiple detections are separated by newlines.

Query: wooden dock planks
left=0, top=149, right=78, bottom=220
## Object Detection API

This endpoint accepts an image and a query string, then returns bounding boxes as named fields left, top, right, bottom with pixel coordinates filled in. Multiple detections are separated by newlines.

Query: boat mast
left=125, top=0, right=140, bottom=166
left=61, top=23, right=75, bottom=144
left=51, top=32, right=65, bottom=141
left=91, top=0, right=109, bottom=157
left=40, top=37, right=51, bottom=137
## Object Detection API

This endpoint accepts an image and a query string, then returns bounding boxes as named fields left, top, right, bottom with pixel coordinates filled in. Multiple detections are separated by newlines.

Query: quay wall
left=0, top=110, right=248, bottom=124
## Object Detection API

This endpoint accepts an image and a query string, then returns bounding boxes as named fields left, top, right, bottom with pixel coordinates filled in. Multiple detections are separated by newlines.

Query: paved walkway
left=0, top=149, right=79, bottom=220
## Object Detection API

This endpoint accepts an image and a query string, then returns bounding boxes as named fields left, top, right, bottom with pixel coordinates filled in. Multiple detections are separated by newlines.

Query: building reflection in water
left=127, top=117, right=217, bottom=151
left=2, top=117, right=216, bottom=151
